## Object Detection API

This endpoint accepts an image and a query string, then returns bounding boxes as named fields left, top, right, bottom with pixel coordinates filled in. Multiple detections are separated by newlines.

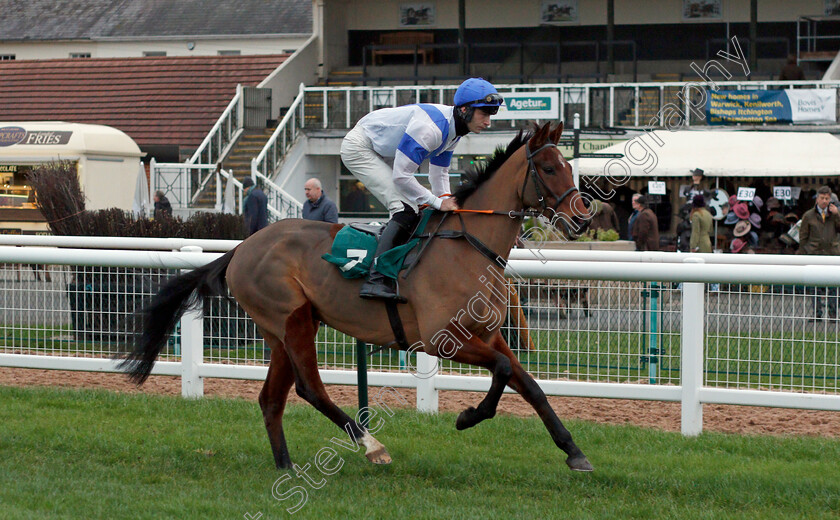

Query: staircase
left=319, top=67, right=363, bottom=87
left=192, top=127, right=277, bottom=207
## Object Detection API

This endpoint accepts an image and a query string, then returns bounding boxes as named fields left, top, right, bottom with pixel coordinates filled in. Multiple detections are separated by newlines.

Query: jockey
left=340, top=77, right=503, bottom=302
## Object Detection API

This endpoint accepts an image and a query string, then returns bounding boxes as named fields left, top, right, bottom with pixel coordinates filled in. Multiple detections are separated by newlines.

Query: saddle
left=321, top=210, right=434, bottom=281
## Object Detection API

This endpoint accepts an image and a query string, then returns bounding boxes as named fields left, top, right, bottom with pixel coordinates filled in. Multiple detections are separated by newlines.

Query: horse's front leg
left=435, top=331, right=513, bottom=430
left=489, top=334, right=594, bottom=472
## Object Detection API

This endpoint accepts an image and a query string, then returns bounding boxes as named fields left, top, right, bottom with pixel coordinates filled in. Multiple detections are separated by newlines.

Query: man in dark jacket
left=627, top=193, right=641, bottom=240
left=631, top=195, right=660, bottom=251
left=242, top=176, right=268, bottom=237
left=799, top=186, right=840, bottom=319
left=302, top=178, right=339, bottom=223
left=779, top=55, right=805, bottom=81
left=153, top=190, right=172, bottom=219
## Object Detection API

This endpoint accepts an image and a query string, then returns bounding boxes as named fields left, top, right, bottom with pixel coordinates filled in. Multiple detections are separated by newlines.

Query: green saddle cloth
left=322, top=210, right=433, bottom=280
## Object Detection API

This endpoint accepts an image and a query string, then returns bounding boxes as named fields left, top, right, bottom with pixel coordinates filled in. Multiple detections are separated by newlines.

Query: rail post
left=415, top=352, right=439, bottom=412
left=681, top=258, right=705, bottom=436
left=180, top=246, right=205, bottom=398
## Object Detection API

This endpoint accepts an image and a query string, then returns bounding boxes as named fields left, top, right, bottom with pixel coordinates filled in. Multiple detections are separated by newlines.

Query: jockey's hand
left=440, top=198, right=459, bottom=212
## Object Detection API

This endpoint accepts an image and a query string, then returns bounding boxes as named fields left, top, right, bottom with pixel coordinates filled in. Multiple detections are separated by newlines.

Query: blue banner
left=706, top=90, right=791, bottom=124
left=706, top=89, right=837, bottom=125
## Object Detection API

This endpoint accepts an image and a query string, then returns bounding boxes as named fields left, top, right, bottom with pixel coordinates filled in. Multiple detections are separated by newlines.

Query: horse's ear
left=530, top=121, right=551, bottom=147
left=549, top=122, right=564, bottom=144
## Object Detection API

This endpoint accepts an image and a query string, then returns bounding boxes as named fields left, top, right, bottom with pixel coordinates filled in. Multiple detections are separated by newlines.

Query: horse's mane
left=453, top=129, right=533, bottom=206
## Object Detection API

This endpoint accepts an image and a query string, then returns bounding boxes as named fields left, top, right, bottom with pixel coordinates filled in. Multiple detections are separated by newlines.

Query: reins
left=376, top=137, right=578, bottom=356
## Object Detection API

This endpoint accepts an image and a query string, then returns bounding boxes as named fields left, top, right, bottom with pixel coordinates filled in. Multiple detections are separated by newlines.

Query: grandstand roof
left=0, top=54, right=288, bottom=149
left=0, top=0, right=312, bottom=40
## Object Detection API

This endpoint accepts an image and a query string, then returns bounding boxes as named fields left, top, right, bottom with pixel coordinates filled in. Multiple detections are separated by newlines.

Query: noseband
left=521, top=142, right=579, bottom=213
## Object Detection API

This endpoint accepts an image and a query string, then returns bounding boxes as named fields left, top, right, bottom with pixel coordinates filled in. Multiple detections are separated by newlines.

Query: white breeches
left=340, top=126, right=416, bottom=215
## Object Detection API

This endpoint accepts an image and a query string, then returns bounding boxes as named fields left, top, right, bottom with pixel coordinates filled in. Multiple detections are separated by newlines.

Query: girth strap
left=369, top=301, right=411, bottom=356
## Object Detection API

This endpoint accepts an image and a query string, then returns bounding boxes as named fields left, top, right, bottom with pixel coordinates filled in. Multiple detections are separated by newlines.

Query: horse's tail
left=119, top=248, right=236, bottom=385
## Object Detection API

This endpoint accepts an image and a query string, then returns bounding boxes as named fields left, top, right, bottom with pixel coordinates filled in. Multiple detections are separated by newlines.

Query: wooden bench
left=371, top=31, right=434, bottom=65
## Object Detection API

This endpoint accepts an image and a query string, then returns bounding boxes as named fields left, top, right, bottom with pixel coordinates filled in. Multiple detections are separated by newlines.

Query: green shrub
left=26, top=161, right=245, bottom=239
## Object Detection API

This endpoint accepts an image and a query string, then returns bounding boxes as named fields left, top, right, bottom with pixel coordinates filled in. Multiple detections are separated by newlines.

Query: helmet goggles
left=461, top=93, right=504, bottom=115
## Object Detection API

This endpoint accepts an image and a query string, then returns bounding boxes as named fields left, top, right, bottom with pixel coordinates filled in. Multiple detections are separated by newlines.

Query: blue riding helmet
left=453, top=78, right=503, bottom=121
left=454, top=78, right=503, bottom=110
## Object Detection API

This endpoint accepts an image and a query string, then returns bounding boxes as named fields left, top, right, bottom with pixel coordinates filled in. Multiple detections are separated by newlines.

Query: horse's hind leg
left=490, top=336, right=593, bottom=472
left=259, top=329, right=295, bottom=469
left=283, top=301, right=391, bottom=465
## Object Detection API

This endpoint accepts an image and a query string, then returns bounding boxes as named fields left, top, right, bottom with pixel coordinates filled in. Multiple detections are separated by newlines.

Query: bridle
left=520, top=141, right=579, bottom=214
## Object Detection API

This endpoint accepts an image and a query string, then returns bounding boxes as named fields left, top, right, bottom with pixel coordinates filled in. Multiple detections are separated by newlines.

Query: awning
left=578, top=130, right=840, bottom=177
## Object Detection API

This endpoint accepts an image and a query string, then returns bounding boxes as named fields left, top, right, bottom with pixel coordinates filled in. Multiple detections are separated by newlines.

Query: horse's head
left=519, top=121, right=591, bottom=239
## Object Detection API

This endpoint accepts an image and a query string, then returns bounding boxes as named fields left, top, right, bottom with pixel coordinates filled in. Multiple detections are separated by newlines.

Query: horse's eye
left=543, top=167, right=555, bottom=176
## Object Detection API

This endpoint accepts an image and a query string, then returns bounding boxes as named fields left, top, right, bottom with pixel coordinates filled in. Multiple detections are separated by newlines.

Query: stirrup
left=360, top=275, right=407, bottom=304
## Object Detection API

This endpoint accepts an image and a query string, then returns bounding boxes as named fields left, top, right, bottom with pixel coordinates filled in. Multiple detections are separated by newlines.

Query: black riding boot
left=359, top=211, right=414, bottom=303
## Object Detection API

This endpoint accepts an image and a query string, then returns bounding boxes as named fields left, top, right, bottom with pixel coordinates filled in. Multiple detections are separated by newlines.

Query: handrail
left=215, top=168, right=243, bottom=214
left=249, top=164, right=303, bottom=222
left=253, top=83, right=306, bottom=178
left=188, top=84, right=243, bottom=165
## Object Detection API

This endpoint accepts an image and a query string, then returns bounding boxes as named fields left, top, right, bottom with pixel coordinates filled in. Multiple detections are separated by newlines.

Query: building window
left=143, top=51, right=167, bottom=57
left=69, top=53, right=91, bottom=58
left=218, top=50, right=241, bottom=56
left=0, top=55, right=15, bottom=61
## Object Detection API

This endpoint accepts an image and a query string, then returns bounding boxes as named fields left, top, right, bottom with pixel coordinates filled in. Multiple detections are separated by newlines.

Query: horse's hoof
left=565, top=455, right=594, bottom=472
left=365, top=446, right=392, bottom=465
left=455, top=407, right=477, bottom=430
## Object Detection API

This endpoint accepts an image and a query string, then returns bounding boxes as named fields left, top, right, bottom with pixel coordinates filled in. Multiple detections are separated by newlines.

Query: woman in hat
left=690, top=194, right=713, bottom=253
left=730, top=237, right=754, bottom=254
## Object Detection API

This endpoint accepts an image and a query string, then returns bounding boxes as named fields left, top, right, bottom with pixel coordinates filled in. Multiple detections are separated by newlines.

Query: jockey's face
left=466, top=107, right=493, bottom=134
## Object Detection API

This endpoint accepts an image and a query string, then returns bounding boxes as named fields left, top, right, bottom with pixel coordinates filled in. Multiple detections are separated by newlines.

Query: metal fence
left=299, top=80, right=840, bottom=131
left=0, top=241, right=838, bottom=436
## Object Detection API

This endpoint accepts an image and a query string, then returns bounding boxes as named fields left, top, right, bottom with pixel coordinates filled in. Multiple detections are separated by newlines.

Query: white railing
left=149, top=160, right=217, bottom=210
left=215, top=168, right=244, bottom=214
left=150, top=161, right=244, bottom=214
left=250, top=83, right=306, bottom=221
left=300, top=80, right=840, bottom=129
left=188, top=85, right=243, bottom=166
left=252, top=83, right=306, bottom=183
left=0, top=242, right=838, bottom=436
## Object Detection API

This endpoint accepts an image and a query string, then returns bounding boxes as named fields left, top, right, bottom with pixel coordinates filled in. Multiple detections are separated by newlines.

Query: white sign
left=774, top=186, right=792, bottom=200
left=737, top=187, right=756, bottom=201
left=648, top=180, right=666, bottom=195
left=786, top=89, right=837, bottom=124
left=496, top=92, right=559, bottom=120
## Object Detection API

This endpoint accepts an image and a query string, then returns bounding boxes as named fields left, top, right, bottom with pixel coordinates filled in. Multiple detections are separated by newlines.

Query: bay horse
left=121, top=121, right=594, bottom=472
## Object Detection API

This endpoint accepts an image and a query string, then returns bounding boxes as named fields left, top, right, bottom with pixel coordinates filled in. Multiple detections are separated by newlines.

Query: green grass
left=0, top=385, right=838, bottom=520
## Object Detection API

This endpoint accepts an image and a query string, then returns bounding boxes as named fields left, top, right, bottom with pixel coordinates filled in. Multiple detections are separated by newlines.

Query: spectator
left=632, top=195, right=660, bottom=251
left=799, top=186, right=840, bottom=319
left=681, top=168, right=710, bottom=201
left=779, top=55, right=805, bottom=81
left=343, top=181, right=369, bottom=213
left=153, top=190, right=172, bottom=220
left=588, top=200, right=620, bottom=234
left=730, top=237, right=754, bottom=254
left=690, top=194, right=713, bottom=253
left=242, top=176, right=268, bottom=237
left=302, top=178, right=339, bottom=223
left=627, top=193, right=641, bottom=240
